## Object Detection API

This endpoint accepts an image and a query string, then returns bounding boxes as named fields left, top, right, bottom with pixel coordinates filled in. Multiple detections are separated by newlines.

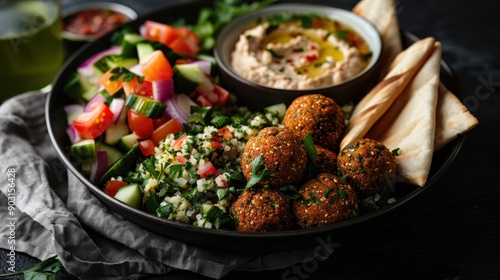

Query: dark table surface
left=2, top=0, right=499, bottom=279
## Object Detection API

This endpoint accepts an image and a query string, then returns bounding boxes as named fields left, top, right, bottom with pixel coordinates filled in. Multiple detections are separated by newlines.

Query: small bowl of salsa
left=62, top=2, right=137, bottom=42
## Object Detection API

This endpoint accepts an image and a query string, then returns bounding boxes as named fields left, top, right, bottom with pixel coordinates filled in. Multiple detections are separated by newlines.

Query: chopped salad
left=63, top=3, right=287, bottom=229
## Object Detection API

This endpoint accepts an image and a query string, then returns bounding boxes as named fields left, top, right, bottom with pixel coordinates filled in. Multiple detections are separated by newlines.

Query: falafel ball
left=241, top=126, right=308, bottom=188
left=337, top=138, right=397, bottom=197
left=293, top=173, right=359, bottom=229
left=229, top=188, right=293, bottom=232
left=282, top=94, right=345, bottom=151
left=314, top=145, right=338, bottom=174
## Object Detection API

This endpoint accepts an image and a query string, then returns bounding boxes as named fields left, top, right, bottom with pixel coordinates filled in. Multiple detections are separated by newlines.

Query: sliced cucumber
left=126, top=94, right=166, bottom=119
left=71, top=139, right=96, bottom=160
left=114, top=183, right=142, bottom=209
left=121, top=33, right=143, bottom=57
left=117, top=133, right=140, bottom=152
left=106, top=55, right=138, bottom=70
left=173, top=63, right=204, bottom=94
left=99, top=145, right=142, bottom=186
left=105, top=122, right=130, bottom=145
left=63, top=72, right=84, bottom=102
left=96, top=143, right=123, bottom=167
left=93, top=54, right=138, bottom=76
left=137, top=41, right=156, bottom=62
left=264, top=103, right=287, bottom=120
left=93, top=55, right=110, bottom=76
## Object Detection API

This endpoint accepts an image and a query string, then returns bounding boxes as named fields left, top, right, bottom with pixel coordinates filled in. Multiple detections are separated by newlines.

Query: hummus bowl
left=214, top=3, right=383, bottom=109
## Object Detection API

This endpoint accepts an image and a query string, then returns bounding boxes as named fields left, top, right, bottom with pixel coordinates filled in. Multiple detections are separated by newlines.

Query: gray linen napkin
left=0, top=91, right=336, bottom=279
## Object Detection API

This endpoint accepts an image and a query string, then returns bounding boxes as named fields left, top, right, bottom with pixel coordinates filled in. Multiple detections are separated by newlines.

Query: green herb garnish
left=244, top=154, right=273, bottom=189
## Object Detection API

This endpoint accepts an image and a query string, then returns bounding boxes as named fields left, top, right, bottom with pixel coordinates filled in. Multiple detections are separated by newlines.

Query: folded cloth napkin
left=0, top=91, right=336, bottom=279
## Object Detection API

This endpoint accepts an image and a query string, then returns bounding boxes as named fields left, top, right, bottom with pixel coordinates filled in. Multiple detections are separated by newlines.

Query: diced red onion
left=66, top=124, right=82, bottom=144
left=166, top=94, right=197, bottom=124
left=90, top=151, right=108, bottom=185
left=109, top=98, right=125, bottom=124
left=176, top=94, right=197, bottom=116
left=189, top=60, right=212, bottom=76
left=153, top=79, right=175, bottom=102
left=84, top=93, right=107, bottom=112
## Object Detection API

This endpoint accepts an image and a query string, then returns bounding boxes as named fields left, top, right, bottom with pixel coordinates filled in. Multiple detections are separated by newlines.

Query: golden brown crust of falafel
left=241, top=127, right=308, bottom=188
left=229, top=188, right=293, bottom=232
left=283, top=94, right=345, bottom=151
left=293, top=173, right=359, bottom=229
left=337, top=138, right=397, bottom=197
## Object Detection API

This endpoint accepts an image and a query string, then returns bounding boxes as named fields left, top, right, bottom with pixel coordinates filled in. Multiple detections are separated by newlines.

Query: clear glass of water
left=0, top=0, right=64, bottom=102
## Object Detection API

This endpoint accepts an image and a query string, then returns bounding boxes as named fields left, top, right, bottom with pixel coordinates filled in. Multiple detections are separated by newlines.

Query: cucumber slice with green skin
left=264, top=103, right=287, bottom=120
left=121, top=33, right=144, bottom=57
left=105, top=122, right=130, bottom=145
left=95, top=143, right=123, bottom=167
left=137, top=41, right=156, bottom=62
left=114, top=183, right=142, bottom=209
left=93, top=55, right=139, bottom=76
left=125, top=94, right=167, bottom=119
left=71, top=139, right=96, bottom=160
left=99, top=145, right=142, bottom=186
left=106, top=55, right=138, bottom=70
left=63, top=72, right=84, bottom=102
left=173, top=64, right=204, bottom=94
left=117, top=133, right=140, bottom=152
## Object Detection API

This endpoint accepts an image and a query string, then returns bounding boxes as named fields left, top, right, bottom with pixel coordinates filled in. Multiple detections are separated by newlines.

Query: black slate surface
left=2, top=0, right=499, bottom=279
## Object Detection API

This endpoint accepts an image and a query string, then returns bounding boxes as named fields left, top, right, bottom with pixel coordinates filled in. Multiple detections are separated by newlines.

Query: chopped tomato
left=212, top=85, right=230, bottom=106
left=103, top=180, right=128, bottom=197
left=195, top=95, right=212, bottom=107
left=127, top=109, right=154, bottom=138
left=153, top=111, right=171, bottom=129
left=144, top=21, right=178, bottom=45
left=169, top=35, right=200, bottom=56
left=176, top=153, right=188, bottom=164
left=198, top=161, right=218, bottom=178
left=210, top=135, right=222, bottom=150
left=138, top=139, right=156, bottom=157
left=172, top=135, right=188, bottom=151
left=143, top=21, right=201, bottom=56
left=141, top=50, right=173, bottom=81
left=123, top=77, right=153, bottom=98
left=73, top=102, right=114, bottom=139
left=175, top=26, right=201, bottom=45
left=217, top=127, right=233, bottom=139
left=98, top=70, right=124, bottom=95
left=218, top=178, right=229, bottom=189
left=150, top=118, right=184, bottom=146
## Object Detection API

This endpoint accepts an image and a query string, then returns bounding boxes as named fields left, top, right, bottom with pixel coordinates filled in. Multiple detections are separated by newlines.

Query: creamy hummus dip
left=231, top=15, right=371, bottom=90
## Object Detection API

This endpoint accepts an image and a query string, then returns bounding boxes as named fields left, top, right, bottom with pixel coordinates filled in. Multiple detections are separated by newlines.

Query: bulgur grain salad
left=117, top=105, right=284, bottom=229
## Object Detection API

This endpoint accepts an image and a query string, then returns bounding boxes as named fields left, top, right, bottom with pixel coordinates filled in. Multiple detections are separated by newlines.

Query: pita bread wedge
left=353, top=0, right=403, bottom=77
left=340, top=37, right=436, bottom=149
left=434, top=83, right=479, bottom=151
left=366, top=42, right=442, bottom=187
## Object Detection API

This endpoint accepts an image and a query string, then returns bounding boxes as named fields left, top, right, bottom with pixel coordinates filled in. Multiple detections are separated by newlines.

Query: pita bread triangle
left=366, top=42, right=442, bottom=187
left=353, top=0, right=403, bottom=77
left=340, top=37, right=436, bottom=149
left=434, top=83, right=479, bottom=151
